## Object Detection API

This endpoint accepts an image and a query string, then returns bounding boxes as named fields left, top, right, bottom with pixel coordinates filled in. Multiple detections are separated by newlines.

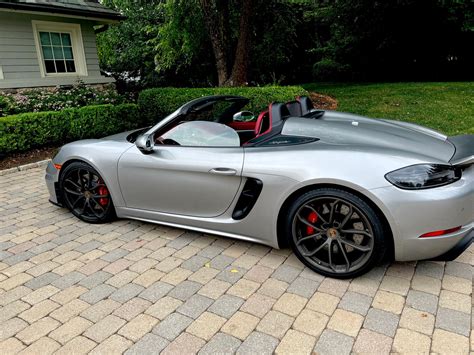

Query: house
left=0, top=0, right=123, bottom=90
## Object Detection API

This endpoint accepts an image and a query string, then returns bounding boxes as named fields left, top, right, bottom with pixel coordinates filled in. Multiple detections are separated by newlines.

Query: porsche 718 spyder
left=45, top=95, right=474, bottom=278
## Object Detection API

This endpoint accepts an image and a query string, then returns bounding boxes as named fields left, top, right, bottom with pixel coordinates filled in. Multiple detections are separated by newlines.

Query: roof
left=0, top=0, right=124, bottom=21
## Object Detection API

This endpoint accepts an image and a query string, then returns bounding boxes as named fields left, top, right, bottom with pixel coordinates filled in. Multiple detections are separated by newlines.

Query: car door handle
left=209, top=168, right=237, bottom=176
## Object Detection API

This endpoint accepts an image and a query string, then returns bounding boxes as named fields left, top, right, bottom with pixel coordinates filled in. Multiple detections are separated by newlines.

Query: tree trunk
left=226, top=0, right=253, bottom=86
left=198, top=0, right=229, bottom=86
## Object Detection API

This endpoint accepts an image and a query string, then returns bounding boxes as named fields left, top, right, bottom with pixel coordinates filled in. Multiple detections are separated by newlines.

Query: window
left=39, top=32, right=76, bottom=74
left=32, top=21, right=88, bottom=77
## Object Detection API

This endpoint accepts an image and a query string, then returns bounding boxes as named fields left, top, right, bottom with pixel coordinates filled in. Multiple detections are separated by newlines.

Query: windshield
left=160, top=121, right=240, bottom=147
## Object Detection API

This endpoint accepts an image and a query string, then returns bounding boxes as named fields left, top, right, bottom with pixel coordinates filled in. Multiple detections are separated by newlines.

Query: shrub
left=0, top=81, right=132, bottom=117
left=312, top=59, right=351, bottom=81
left=0, top=103, right=139, bottom=155
left=138, top=86, right=308, bottom=124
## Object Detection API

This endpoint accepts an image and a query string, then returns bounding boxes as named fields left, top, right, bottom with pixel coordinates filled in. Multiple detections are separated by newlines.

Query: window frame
left=32, top=20, right=88, bottom=77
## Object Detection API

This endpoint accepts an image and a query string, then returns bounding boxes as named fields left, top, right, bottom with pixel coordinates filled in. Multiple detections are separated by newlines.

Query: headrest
left=286, top=101, right=302, bottom=116
left=269, top=102, right=290, bottom=123
left=297, top=96, right=314, bottom=115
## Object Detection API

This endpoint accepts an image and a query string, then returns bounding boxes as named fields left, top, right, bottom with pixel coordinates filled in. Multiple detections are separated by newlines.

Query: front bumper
left=430, top=229, right=473, bottom=261
left=370, top=164, right=474, bottom=261
left=45, top=161, right=62, bottom=206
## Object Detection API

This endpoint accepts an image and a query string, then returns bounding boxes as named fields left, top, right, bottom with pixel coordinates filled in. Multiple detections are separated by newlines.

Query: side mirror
left=135, top=134, right=154, bottom=154
left=233, top=111, right=255, bottom=122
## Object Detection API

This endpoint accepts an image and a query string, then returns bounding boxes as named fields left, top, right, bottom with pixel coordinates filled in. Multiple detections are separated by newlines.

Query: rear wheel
left=59, top=161, right=116, bottom=223
left=286, top=188, right=387, bottom=278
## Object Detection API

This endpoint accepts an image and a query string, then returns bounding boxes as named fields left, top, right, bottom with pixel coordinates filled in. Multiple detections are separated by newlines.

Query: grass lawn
left=303, top=82, right=474, bottom=136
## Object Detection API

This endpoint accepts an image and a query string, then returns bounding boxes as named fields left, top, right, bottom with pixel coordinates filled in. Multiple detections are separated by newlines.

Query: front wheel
left=59, top=161, right=116, bottom=223
left=286, top=188, right=387, bottom=278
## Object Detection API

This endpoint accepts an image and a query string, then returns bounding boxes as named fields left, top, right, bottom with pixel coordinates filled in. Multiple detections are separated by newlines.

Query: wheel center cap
left=84, top=191, right=92, bottom=199
left=327, top=228, right=339, bottom=239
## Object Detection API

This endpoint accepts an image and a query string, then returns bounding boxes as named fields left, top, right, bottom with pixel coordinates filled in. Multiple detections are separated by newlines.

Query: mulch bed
left=0, top=92, right=338, bottom=171
left=308, top=92, right=338, bottom=110
left=0, top=146, right=57, bottom=170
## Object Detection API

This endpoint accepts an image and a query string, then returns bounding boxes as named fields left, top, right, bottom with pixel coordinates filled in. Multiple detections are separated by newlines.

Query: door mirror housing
left=135, top=134, right=154, bottom=153
left=233, top=111, right=255, bottom=122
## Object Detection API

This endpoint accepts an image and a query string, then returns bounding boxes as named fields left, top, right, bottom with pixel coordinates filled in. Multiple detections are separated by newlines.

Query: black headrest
left=286, top=101, right=302, bottom=116
left=297, top=96, right=314, bottom=115
left=269, top=102, right=290, bottom=123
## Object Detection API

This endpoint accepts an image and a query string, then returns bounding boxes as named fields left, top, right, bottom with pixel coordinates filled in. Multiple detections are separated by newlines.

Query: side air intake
left=232, top=178, right=263, bottom=220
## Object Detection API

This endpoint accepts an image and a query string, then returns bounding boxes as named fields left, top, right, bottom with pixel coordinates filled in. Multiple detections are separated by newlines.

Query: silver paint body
left=45, top=109, right=474, bottom=261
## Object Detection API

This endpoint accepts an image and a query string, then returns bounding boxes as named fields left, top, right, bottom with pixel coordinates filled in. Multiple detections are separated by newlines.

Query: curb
left=0, top=159, right=51, bottom=176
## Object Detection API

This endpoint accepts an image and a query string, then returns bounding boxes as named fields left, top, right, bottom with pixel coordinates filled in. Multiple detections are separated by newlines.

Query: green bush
left=138, top=86, right=308, bottom=124
left=0, top=103, right=139, bottom=155
left=0, top=81, right=132, bottom=117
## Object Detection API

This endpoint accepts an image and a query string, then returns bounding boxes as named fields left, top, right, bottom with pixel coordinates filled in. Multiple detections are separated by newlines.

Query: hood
left=283, top=111, right=455, bottom=162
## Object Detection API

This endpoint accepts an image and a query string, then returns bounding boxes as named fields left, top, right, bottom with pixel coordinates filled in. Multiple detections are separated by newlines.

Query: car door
left=118, top=121, right=244, bottom=218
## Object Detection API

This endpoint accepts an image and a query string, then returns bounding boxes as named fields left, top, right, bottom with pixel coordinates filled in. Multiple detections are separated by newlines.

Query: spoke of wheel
left=89, top=184, right=106, bottom=191
left=327, top=240, right=336, bottom=271
left=341, top=229, right=373, bottom=238
left=87, top=171, right=92, bottom=189
left=296, top=232, right=322, bottom=246
left=337, top=239, right=351, bottom=271
left=78, top=198, right=87, bottom=214
left=77, top=169, right=85, bottom=190
left=303, top=205, right=328, bottom=224
left=328, top=200, right=340, bottom=223
left=90, top=198, right=105, bottom=212
left=65, top=178, right=81, bottom=190
left=339, top=238, right=371, bottom=252
left=296, top=213, right=323, bottom=232
left=71, top=195, right=85, bottom=209
left=340, top=204, right=353, bottom=228
left=302, top=240, right=327, bottom=257
left=92, top=194, right=108, bottom=198
left=64, top=187, right=82, bottom=196
left=87, top=200, right=102, bottom=218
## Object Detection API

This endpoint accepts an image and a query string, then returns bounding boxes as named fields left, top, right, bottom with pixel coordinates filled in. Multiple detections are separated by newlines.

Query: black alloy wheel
left=59, top=161, right=116, bottom=223
left=286, top=188, right=387, bottom=278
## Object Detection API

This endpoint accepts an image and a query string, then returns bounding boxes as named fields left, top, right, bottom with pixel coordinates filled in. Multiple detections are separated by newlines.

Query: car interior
left=151, top=95, right=319, bottom=147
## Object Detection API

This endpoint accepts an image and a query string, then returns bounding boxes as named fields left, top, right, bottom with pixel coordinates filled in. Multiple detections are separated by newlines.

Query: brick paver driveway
left=0, top=167, right=472, bottom=354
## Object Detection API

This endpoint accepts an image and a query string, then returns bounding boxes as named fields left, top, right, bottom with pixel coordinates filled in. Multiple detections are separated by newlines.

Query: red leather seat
left=254, top=109, right=271, bottom=137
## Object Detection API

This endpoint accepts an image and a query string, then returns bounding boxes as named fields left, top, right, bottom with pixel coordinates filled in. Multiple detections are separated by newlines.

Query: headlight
left=385, top=164, right=461, bottom=190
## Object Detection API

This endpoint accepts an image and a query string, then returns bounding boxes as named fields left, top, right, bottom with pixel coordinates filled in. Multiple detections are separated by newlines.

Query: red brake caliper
left=306, top=211, right=318, bottom=234
left=98, top=184, right=109, bottom=207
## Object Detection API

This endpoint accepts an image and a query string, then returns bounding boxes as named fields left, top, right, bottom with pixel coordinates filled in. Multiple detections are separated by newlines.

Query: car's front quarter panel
left=45, top=139, right=134, bottom=207
left=370, top=164, right=474, bottom=261
left=243, top=143, right=473, bottom=260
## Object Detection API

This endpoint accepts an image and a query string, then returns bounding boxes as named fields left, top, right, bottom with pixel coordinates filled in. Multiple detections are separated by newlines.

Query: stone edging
left=0, top=159, right=51, bottom=176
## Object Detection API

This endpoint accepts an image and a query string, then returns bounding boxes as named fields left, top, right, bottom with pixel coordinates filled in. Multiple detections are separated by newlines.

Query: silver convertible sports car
left=45, top=95, right=474, bottom=278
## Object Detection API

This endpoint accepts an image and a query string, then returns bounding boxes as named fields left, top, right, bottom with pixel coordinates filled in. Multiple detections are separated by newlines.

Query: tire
left=285, top=188, right=387, bottom=278
left=59, top=161, right=116, bottom=224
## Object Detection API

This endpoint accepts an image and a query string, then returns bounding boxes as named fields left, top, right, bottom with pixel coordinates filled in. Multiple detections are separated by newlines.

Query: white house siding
left=0, top=11, right=114, bottom=89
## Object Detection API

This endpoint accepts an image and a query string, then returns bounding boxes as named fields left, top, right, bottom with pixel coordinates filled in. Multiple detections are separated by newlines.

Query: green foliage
left=304, top=82, right=474, bottom=136
left=310, top=0, right=473, bottom=81
left=0, top=82, right=131, bottom=116
left=0, top=104, right=139, bottom=155
left=138, top=86, right=308, bottom=124
left=96, top=0, right=164, bottom=88
left=97, top=0, right=473, bottom=85
left=0, top=95, right=15, bottom=117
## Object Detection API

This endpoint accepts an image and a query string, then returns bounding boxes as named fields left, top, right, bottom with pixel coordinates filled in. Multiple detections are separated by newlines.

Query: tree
left=157, top=0, right=255, bottom=86
left=97, top=0, right=164, bottom=89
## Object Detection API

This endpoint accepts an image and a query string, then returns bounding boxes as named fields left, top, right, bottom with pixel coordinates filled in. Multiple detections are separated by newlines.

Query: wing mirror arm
left=135, top=134, right=154, bottom=154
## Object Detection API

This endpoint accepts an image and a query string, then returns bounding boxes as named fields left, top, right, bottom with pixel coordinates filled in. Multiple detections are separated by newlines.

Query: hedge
left=0, top=103, right=139, bottom=155
left=138, top=86, right=308, bottom=124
